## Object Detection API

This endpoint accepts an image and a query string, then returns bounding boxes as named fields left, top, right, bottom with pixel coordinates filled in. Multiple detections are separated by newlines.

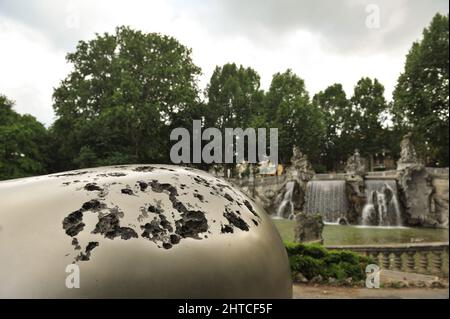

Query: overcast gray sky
left=0, top=0, right=448, bottom=126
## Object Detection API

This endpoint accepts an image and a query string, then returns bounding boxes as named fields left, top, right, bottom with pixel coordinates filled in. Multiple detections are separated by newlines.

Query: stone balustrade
left=326, top=242, right=449, bottom=277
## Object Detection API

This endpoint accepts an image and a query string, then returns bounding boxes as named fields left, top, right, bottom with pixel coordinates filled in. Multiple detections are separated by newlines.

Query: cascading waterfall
left=362, top=180, right=402, bottom=226
left=304, top=180, right=349, bottom=223
left=276, top=181, right=296, bottom=218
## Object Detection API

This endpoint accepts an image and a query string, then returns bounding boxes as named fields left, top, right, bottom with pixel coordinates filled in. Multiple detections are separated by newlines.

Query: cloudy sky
left=0, top=0, right=448, bottom=126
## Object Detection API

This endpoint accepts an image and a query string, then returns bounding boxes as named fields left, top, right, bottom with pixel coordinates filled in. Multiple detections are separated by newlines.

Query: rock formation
left=397, top=132, right=419, bottom=170
left=397, top=165, right=434, bottom=226
left=345, top=175, right=366, bottom=224
left=294, top=212, right=324, bottom=244
left=430, top=176, right=449, bottom=228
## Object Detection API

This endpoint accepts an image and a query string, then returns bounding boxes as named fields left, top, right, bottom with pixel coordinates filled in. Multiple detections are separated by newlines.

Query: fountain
left=274, top=146, right=312, bottom=219
left=362, top=180, right=402, bottom=226
left=304, top=180, right=349, bottom=223
left=232, top=140, right=448, bottom=229
left=276, top=181, right=296, bottom=218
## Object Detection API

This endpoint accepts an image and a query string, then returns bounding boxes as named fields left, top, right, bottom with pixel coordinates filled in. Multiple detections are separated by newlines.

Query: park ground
left=292, top=284, right=449, bottom=299
left=292, top=270, right=449, bottom=299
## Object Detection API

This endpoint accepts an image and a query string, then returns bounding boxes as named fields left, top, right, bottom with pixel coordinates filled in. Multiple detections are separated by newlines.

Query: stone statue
left=397, top=132, right=419, bottom=170
left=345, top=149, right=366, bottom=175
left=290, top=146, right=314, bottom=175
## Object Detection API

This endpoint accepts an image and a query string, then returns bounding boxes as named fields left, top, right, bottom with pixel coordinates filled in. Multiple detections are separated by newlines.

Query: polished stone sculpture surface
left=0, top=165, right=292, bottom=298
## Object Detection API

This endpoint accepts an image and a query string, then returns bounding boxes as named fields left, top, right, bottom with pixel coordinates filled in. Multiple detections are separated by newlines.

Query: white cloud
left=0, top=0, right=448, bottom=126
left=0, top=17, right=70, bottom=126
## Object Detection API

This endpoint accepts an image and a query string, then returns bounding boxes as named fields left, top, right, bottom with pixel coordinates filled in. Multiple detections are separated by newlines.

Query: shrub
left=285, top=242, right=375, bottom=283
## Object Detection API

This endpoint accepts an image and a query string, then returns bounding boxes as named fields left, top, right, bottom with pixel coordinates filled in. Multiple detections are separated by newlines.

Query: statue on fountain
left=397, top=132, right=419, bottom=170
left=274, top=146, right=313, bottom=218
left=345, top=149, right=366, bottom=175
left=290, top=145, right=315, bottom=178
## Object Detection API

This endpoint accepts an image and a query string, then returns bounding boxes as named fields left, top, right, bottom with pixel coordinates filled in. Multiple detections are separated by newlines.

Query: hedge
left=285, top=242, right=374, bottom=283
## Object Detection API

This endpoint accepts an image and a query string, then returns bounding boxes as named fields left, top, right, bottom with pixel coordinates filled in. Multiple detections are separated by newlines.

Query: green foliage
left=285, top=242, right=373, bottom=282
left=0, top=95, right=48, bottom=180
left=313, top=79, right=394, bottom=170
left=350, top=77, right=391, bottom=157
left=51, top=26, right=202, bottom=171
left=265, top=70, right=326, bottom=164
left=392, top=13, right=449, bottom=166
left=313, top=83, right=353, bottom=170
left=206, top=63, right=265, bottom=130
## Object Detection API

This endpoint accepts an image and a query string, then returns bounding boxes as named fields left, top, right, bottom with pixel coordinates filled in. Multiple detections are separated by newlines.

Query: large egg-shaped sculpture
left=0, top=165, right=292, bottom=298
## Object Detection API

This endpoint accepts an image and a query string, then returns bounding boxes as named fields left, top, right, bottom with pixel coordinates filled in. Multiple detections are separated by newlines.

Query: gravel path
left=293, top=284, right=449, bottom=299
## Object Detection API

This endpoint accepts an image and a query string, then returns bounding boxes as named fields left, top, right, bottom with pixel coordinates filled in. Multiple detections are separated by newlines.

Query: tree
left=266, top=70, right=325, bottom=165
left=51, top=26, right=202, bottom=171
left=313, top=84, right=353, bottom=171
left=0, top=94, right=48, bottom=180
left=392, top=13, right=449, bottom=166
left=350, top=77, right=390, bottom=157
left=205, top=63, right=264, bottom=130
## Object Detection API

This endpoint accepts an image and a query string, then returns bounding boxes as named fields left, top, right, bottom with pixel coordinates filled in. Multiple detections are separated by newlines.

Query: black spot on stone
left=75, top=241, right=99, bottom=262
left=82, top=199, right=103, bottom=211
left=148, top=205, right=164, bottom=214
left=163, top=243, right=172, bottom=249
left=223, top=210, right=249, bottom=231
left=192, top=175, right=211, bottom=187
left=147, top=180, right=209, bottom=241
left=92, top=213, right=138, bottom=240
left=175, top=211, right=208, bottom=238
left=158, top=167, right=176, bottom=172
left=71, top=237, right=81, bottom=250
left=141, top=220, right=165, bottom=240
left=121, top=188, right=134, bottom=195
left=119, top=227, right=139, bottom=240
left=133, top=166, right=155, bottom=172
left=244, top=200, right=259, bottom=218
left=221, top=224, right=234, bottom=233
left=138, top=181, right=148, bottom=191
left=108, top=172, right=127, bottom=177
left=170, top=234, right=180, bottom=245
left=86, top=241, right=98, bottom=251
left=194, top=193, right=204, bottom=202
left=62, top=210, right=85, bottom=236
left=55, top=171, right=90, bottom=177
left=160, top=215, right=173, bottom=232
left=223, top=193, right=234, bottom=202
left=84, top=183, right=103, bottom=191
left=252, top=219, right=259, bottom=226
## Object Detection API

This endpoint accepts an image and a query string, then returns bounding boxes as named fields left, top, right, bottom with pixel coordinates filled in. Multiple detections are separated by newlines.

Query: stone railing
left=365, top=170, right=399, bottom=179
left=228, top=174, right=287, bottom=188
left=426, top=167, right=449, bottom=178
left=326, top=242, right=449, bottom=277
left=312, top=173, right=347, bottom=180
